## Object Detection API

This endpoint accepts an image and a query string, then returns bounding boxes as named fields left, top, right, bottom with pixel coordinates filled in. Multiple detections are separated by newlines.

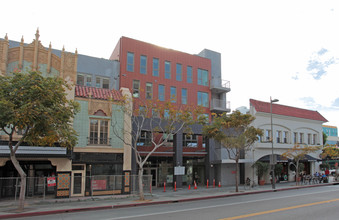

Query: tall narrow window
left=127, top=52, right=134, bottom=72
left=187, top=66, right=192, bottom=83
left=197, top=68, right=208, bottom=86
left=158, top=84, right=165, bottom=101
left=293, top=132, right=298, bottom=144
left=146, top=82, right=153, bottom=100
left=176, top=63, right=182, bottom=81
left=90, top=119, right=108, bottom=145
left=197, top=91, right=209, bottom=107
left=308, top=133, right=312, bottom=144
left=181, top=88, right=187, bottom=104
left=266, top=130, right=272, bottom=142
left=283, top=131, right=288, bottom=143
left=153, top=58, right=159, bottom=76
left=140, top=55, right=147, bottom=74
left=170, top=87, right=177, bottom=103
left=133, top=80, right=140, bottom=98
left=276, top=131, right=281, bottom=143
left=313, top=134, right=317, bottom=145
left=165, top=61, right=171, bottom=79
left=299, top=133, right=304, bottom=144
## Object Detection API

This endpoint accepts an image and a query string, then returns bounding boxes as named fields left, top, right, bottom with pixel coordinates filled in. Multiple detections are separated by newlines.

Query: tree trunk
left=296, top=162, right=299, bottom=186
left=138, top=167, right=145, bottom=201
left=10, top=152, right=27, bottom=211
left=235, top=160, right=239, bottom=192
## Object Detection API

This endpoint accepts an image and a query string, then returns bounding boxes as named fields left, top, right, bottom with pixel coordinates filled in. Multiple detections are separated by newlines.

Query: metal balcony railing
left=210, top=99, right=231, bottom=113
left=210, top=79, right=231, bottom=93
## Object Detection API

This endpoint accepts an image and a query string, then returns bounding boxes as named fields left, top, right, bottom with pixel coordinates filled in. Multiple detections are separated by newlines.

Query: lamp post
left=270, top=97, right=279, bottom=189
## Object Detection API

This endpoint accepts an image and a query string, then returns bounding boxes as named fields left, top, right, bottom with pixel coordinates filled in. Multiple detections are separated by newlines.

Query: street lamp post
left=270, top=97, right=279, bottom=189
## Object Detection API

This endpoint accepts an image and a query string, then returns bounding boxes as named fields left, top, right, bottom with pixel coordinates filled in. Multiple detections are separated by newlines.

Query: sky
left=1, top=0, right=339, bottom=127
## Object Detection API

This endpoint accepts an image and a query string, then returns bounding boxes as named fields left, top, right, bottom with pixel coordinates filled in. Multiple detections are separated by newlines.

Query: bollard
left=194, top=180, right=197, bottom=189
left=174, top=181, right=177, bottom=191
left=207, top=179, right=209, bottom=188
left=213, top=179, right=215, bottom=188
left=164, top=182, right=166, bottom=192
left=188, top=184, right=191, bottom=190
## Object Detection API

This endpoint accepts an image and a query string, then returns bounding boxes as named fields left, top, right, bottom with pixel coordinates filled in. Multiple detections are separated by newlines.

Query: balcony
left=210, top=79, right=231, bottom=94
left=210, top=99, right=231, bottom=113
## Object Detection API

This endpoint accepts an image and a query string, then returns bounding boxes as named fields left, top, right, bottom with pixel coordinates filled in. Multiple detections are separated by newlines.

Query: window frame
left=176, top=63, right=182, bottom=81
left=140, top=55, right=147, bottom=74
left=153, top=58, right=159, bottom=77
left=89, top=119, right=109, bottom=146
left=146, top=82, right=153, bottom=100
left=187, top=66, right=193, bottom=83
left=170, top=86, right=177, bottom=103
left=127, top=52, right=134, bottom=72
left=197, top=91, right=209, bottom=107
left=181, top=88, right=187, bottom=104
left=158, top=84, right=165, bottom=101
left=165, top=61, right=171, bottom=79
left=133, top=80, right=140, bottom=98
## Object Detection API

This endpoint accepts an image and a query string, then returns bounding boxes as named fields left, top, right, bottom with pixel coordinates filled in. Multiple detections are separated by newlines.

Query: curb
left=1, top=182, right=337, bottom=219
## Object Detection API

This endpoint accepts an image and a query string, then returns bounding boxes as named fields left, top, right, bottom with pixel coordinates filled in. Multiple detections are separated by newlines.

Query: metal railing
left=211, top=99, right=231, bottom=112
left=0, top=175, right=152, bottom=200
left=210, top=79, right=231, bottom=91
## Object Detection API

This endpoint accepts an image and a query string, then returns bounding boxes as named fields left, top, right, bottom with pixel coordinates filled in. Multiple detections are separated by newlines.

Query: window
left=313, top=134, right=317, bottom=145
left=283, top=131, right=288, bottom=143
left=176, top=63, right=182, bottom=81
left=133, top=80, right=140, bottom=98
left=90, top=119, right=109, bottom=145
left=170, top=87, right=177, bottom=103
left=258, top=129, right=264, bottom=142
left=146, top=82, right=153, bottom=100
left=276, top=131, right=281, bottom=143
left=308, top=134, right=312, bottom=144
left=293, top=132, right=298, bottom=144
left=187, top=66, right=192, bottom=83
left=140, top=55, right=147, bottom=74
left=96, top=76, right=110, bottom=89
left=137, top=131, right=151, bottom=146
left=299, top=133, right=304, bottom=144
left=183, top=134, right=198, bottom=147
left=197, top=68, right=208, bottom=86
left=153, top=58, right=159, bottom=76
left=202, top=136, right=207, bottom=148
left=163, top=133, right=173, bottom=143
left=77, top=74, right=92, bottom=87
left=266, top=130, right=271, bottom=142
left=181, top=88, right=187, bottom=104
left=139, top=106, right=146, bottom=116
left=158, top=85, right=165, bottom=101
left=127, top=52, right=134, bottom=72
left=165, top=61, right=171, bottom=79
left=197, top=91, right=209, bottom=107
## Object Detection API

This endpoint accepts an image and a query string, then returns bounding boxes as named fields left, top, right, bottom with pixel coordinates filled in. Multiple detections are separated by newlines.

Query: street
left=13, top=185, right=339, bottom=220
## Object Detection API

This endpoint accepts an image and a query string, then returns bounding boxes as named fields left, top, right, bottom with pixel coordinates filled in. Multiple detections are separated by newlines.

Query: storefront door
left=71, top=165, right=86, bottom=197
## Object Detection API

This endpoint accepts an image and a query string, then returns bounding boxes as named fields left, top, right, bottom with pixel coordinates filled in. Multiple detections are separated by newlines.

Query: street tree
left=282, top=144, right=320, bottom=185
left=111, top=96, right=205, bottom=201
left=0, top=71, right=79, bottom=211
left=203, top=111, right=262, bottom=192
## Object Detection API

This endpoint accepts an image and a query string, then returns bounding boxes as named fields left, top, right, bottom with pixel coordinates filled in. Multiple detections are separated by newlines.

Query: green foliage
left=320, top=163, right=330, bottom=171
left=203, top=111, right=263, bottom=160
left=0, top=71, right=79, bottom=149
left=252, top=161, right=269, bottom=180
left=274, top=163, right=284, bottom=176
left=323, top=132, right=328, bottom=145
left=321, top=146, right=339, bottom=160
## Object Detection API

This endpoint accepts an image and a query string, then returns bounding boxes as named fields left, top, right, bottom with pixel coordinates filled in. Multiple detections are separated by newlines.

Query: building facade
left=109, top=37, right=231, bottom=187
left=0, top=31, right=132, bottom=198
left=246, top=99, right=327, bottom=184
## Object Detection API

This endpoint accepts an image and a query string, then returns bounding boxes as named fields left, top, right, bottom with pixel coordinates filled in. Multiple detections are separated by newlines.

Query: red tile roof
left=75, top=85, right=123, bottom=101
left=250, top=99, right=328, bottom=122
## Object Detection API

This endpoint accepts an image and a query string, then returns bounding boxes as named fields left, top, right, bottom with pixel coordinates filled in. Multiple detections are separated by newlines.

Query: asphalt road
left=13, top=185, right=339, bottom=220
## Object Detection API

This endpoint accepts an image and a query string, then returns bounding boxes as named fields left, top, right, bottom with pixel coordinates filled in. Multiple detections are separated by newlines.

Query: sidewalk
left=0, top=182, right=337, bottom=219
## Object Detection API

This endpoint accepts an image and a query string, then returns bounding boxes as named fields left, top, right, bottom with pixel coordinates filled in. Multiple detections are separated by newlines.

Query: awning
left=258, top=154, right=320, bottom=162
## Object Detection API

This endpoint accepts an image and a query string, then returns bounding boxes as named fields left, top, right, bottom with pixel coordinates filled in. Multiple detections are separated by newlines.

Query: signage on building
left=47, top=177, right=56, bottom=187
left=91, top=180, right=107, bottom=190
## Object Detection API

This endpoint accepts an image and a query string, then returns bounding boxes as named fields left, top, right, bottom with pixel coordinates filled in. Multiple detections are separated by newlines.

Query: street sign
left=174, top=166, right=185, bottom=175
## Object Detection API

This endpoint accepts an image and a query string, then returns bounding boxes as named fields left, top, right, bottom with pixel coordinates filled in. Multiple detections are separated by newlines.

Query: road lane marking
left=106, top=187, right=339, bottom=220
left=220, top=198, right=339, bottom=220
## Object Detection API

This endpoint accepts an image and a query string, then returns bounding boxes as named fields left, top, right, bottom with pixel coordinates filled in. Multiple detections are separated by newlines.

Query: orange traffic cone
left=188, top=184, right=191, bottom=190
left=218, top=181, right=221, bottom=188
left=194, top=181, right=197, bottom=189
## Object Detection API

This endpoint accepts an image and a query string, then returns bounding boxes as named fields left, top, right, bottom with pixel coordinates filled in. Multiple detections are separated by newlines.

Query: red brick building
left=110, top=37, right=231, bottom=187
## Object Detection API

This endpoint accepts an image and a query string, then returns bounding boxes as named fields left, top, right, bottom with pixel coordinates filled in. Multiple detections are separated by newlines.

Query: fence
left=0, top=175, right=152, bottom=200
